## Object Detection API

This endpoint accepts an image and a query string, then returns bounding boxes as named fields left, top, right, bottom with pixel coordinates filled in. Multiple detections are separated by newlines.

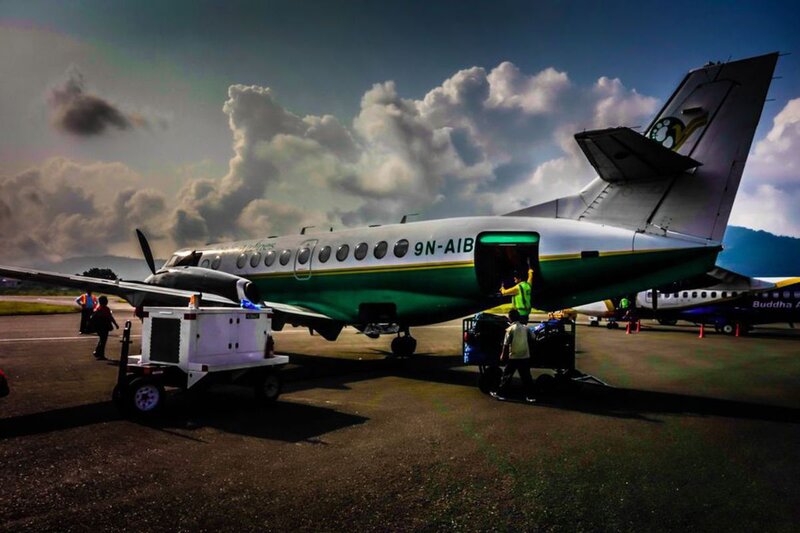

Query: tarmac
left=2, top=299, right=800, bottom=532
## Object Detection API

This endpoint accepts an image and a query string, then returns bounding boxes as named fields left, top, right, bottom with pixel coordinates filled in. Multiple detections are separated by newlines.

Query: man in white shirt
left=491, top=309, right=536, bottom=403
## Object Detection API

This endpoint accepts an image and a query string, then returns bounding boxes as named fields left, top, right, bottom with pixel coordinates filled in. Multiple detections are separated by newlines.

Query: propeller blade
left=136, top=229, right=156, bottom=275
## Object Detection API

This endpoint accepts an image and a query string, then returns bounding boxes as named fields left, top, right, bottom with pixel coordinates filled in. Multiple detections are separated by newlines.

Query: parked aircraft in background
left=0, top=53, right=780, bottom=355
left=570, top=269, right=800, bottom=334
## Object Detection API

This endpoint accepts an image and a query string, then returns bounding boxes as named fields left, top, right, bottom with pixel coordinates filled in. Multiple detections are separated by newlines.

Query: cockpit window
left=165, top=251, right=203, bottom=268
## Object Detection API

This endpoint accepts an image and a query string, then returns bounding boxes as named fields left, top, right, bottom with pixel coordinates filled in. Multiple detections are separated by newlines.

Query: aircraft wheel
left=478, top=366, right=502, bottom=394
left=127, top=377, right=164, bottom=416
left=658, top=319, right=678, bottom=326
left=721, top=323, right=735, bottom=335
left=391, top=335, right=417, bottom=357
left=255, top=371, right=282, bottom=403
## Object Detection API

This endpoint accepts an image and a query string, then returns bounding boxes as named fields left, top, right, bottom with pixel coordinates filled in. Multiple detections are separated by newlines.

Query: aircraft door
left=294, top=239, right=318, bottom=280
left=474, top=232, right=540, bottom=304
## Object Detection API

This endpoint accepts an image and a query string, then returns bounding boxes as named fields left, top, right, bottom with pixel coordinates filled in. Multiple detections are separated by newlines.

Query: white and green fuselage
left=179, top=216, right=719, bottom=326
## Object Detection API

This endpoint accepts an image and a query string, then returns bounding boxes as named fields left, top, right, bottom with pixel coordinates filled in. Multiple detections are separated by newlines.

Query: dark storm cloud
left=48, top=69, right=140, bottom=136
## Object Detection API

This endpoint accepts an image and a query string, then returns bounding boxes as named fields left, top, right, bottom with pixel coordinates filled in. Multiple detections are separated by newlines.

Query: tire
left=657, top=319, right=678, bottom=326
left=721, top=323, right=735, bottom=335
left=391, top=336, right=417, bottom=357
left=478, top=366, right=502, bottom=394
left=536, top=373, right=555, bottom=394
left=255, top=372, right=282, bottom=403
left=126, top=377, right=164, bottom=415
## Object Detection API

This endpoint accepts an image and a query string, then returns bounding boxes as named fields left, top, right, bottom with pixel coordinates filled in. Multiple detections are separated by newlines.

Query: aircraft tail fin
left=510, top=53, right=779, bottom=243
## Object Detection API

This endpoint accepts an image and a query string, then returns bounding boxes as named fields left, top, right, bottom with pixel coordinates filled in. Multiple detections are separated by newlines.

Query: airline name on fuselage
left=752, top=300, right=800, bottom=309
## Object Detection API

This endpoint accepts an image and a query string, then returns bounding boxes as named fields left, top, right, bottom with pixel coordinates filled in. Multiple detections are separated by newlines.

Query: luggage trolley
left=463, top=313, right=605, bottom=395
left=114, top=306, right=289, bottom=416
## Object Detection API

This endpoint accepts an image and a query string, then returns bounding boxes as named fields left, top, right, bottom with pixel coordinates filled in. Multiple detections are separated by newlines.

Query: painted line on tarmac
left=0, top=335, right=142, bottom=343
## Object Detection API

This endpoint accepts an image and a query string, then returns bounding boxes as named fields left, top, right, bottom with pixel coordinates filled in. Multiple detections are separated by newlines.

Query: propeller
left=136, top=229, right=156, bottom=275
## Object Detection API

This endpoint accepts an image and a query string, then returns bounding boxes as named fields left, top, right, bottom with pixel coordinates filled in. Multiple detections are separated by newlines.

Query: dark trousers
left=499, top=358, right=535, bottom=396
left=79, top=308, right=92, bottom=333
left=94, top=330, right=109, bottom=358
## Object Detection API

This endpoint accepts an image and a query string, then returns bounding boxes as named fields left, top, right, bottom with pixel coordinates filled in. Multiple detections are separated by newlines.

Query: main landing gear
left=391, top=328, right=417, bottom=357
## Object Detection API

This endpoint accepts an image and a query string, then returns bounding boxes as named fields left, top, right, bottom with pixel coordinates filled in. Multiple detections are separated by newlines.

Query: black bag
left=89, top=310, right=112, bottom=333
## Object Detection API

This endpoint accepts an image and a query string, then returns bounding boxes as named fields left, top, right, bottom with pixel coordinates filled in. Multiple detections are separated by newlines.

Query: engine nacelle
left=145, top=267, right=260, bottom=304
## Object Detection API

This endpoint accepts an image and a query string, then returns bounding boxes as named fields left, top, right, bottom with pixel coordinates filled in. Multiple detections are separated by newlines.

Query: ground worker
left=500, top=268, right=533, bottom=323
left=89, top=296, right=118, bottom=360
left=491, top=309, right=536, bottom=403
left=75, top=290, right=98, bottom=334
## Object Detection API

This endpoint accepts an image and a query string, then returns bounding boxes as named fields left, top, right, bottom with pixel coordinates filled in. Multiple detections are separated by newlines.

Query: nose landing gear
left=390, top=328, right=417, bottom=357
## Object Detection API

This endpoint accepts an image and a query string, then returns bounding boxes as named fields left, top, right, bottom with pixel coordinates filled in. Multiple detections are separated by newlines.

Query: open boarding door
left=474, top=232, right=541, bottom=305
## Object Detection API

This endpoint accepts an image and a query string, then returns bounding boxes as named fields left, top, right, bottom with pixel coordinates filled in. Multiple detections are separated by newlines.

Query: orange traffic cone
left=636, top=320, right=641, bottom=333
left=626, top=321, right=631, bottom=334
left=698, top=323, right=705, bottom=338
left=735, top=323, right=740, bottom=337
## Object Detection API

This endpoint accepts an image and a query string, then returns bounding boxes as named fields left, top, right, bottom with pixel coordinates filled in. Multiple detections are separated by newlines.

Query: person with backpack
left=89, top=296, right=118, bottom=360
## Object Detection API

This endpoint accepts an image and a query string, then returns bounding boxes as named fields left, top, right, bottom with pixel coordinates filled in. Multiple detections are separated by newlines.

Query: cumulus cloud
left=161, top=61, right=663, bottom=244
left=48, top=68, right=163, bottom=136
left=729, top=98, right=800, bottom=236
left=0, top=158, right=168, bottom=262
left=2, top=61, right=687, bottom=261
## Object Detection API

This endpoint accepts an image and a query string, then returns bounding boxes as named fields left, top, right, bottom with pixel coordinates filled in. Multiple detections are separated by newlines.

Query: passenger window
left=711, top=292, right=717, bottom=298
left=318, top=246, right=331, bottom=263
left=298, top=248, right=311, bottom=265
left=265, top=250, right=276, bottom=267
left=374, top=241, right=388, bottom=259
left=682, top=292, right=688, bottom=298
left=394, top=239, right=409, bottom=258
left=783, top=291, right=790, bottom=299
left=250, top=252, right=262, bottom=268
left=201, top=259, right=210, bottom=268
left=236, top=253, right=247, bottom=269
left=336, top=244, right=350, bottom=261
left=211, top=256, right=221, bottom=270
left=732, top=291, right=738, bottom=297
left=794, top=291, right=800, bottom=299
left=279, top=249, right=292, bottom=266
left=722, top=291, right=727, bottom=298
left=701, top=292, right=707, bottom=298
left=646, top=291, right=652, bottom=298
left=673, top=293, right=679, bottom=298
left=354, top=242, right=368, bottom=260
left=692, top=292, right=697, bottom=298
left=773, top=292, right=779, bottom=298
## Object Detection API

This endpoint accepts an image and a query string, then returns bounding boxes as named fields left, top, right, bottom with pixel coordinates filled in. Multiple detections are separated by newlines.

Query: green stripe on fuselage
left=251, top=246, right=719, bottom=325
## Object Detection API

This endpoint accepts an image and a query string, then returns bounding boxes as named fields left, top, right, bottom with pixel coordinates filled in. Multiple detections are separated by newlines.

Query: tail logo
left=647, top=113, right=708, bottom=151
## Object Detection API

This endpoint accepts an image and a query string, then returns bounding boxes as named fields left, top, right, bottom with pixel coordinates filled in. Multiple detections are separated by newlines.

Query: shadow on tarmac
left=284, top=352, right=800, bottom=425
left=2, top=351, right=799, bottom=441
left=0, top=394, right=368, bottom=443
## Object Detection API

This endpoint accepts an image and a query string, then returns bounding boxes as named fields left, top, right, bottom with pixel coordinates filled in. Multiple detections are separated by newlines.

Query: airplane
left=0, top=53, right=779, bottom=357
left=572, top=270, right=800, bottom=334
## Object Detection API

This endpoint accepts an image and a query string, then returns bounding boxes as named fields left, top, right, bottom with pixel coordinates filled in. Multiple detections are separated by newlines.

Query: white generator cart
left=113, top=306, right=289, bottom=416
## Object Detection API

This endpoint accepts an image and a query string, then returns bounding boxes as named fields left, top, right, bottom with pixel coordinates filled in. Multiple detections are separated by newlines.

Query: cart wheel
left=536, top=373, right=556, bottom=394
left=127, top=377, right=165, bottom=415
left=478, top=366, right=502, bottom=394
left=255, top=372, right=282, bottom=403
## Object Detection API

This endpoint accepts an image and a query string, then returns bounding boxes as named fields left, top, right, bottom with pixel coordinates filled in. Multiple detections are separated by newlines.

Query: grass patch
left=0, top=301, right=79, bottom=316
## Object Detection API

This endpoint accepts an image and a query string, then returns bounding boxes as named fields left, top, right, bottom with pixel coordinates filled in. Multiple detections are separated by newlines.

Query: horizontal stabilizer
left=575, top=127, right=701, bottom=183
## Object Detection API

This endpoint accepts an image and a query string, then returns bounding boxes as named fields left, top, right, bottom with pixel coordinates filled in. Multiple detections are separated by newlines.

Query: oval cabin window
left=374, top=241, right=388, bottom=259
left=250, top=252, right=262, bottom=268
left=318, top=246, right=331, bottom=263
left=265, top=250, right=276, bottom=267
left=354, top=242, right=368, bottom=260
left=236, top=253, right=247, bottom=269
left=279, top=249, right=292, bottom=266
left=336, top=244, right=350, bottom=261
left=394, top=239, right=409, bottom=258
left=298, top=248, right=311, bottom=265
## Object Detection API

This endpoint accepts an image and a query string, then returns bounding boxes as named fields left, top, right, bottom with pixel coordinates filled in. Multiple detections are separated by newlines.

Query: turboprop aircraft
left=0, top=53, right=779, bottom=356
left=572, top=270, right=800, bottom=334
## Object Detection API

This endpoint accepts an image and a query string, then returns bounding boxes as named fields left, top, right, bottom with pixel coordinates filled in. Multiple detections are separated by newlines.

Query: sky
left=1, top=0, right=799, bottom=262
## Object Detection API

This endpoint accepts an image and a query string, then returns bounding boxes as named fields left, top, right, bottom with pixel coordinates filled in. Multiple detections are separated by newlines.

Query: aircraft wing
left=262, top=300, right=344, bottom=341
left=705, top=266, right=776, bottom=291
left=0, top=264, right=237, bottom=307
left=574, top=127, right=701, bottom=183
